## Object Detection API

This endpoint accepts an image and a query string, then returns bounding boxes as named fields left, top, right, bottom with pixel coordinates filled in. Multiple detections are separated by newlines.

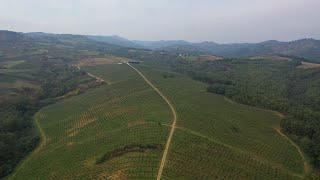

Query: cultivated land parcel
left=8, top=60, right=307, bottom=179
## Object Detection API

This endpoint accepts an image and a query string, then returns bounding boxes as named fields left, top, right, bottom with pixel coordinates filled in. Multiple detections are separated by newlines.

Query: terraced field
left=9, top=62, right=306, bottom=179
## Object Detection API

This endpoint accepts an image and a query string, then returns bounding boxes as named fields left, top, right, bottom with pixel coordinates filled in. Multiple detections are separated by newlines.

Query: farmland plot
left=10, top=64, right=172, bottom=179
left=136, top=64, right=305, bottom=179
left=10, top=63, right=306, bottom=179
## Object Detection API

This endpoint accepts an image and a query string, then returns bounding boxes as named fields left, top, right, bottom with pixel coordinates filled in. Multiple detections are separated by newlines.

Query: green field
left=9, top=63, right=306, bottom=179
left=136, top=63, right=306, bottom=179
left=10, top=64, right=172, bottom=179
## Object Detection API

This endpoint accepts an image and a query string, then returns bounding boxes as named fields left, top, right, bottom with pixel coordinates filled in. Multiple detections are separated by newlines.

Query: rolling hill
left=1, top=30, right=319, bottom=179
left=9, top=61, right=308, bottom=179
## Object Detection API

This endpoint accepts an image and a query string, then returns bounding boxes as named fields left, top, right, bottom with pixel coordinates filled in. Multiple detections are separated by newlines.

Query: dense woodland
left=163, top=57, right=320, bottom=169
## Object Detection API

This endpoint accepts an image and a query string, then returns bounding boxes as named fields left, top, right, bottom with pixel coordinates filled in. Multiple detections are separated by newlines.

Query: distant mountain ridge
left=0, top=30, right=32, bottom=43
left=0, top=30, right=132, bottom=59
left=152, top=39, right=320, bottom=62
left=108, top=36, right=320, bottom=62
left=86, top=35, right=145, bottom=49
left=1, top=30, right=319, bottom=62
left=133, top=40, right=190, bottom=49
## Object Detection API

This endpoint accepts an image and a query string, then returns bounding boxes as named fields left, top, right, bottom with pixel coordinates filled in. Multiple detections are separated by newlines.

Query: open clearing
left=76, top=55, right=132, bottom=67
left=250, top=55, right=292, bottom=61
left=298, top=61, right=320, bottom=69
left=10, top=62, right=307, bottom=179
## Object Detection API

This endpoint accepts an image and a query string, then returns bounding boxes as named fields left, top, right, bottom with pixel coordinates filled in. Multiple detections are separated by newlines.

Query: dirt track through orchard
left=127, top=63, right=177, bottom=180
left=275, top=128, right=310, bottom=177
left=77, top=66, right=110, bottom=84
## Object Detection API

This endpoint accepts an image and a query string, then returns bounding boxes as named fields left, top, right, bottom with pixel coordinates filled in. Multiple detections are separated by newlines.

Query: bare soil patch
left=76, top=56, right=132, bottom=67
left=250, top=55, right=292, bottom=61
left=298, top=61, right=320, bottom=69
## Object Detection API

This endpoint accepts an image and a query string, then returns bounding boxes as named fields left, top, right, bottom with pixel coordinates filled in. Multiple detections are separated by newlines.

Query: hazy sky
left=0, top=0, right=319, bottom=43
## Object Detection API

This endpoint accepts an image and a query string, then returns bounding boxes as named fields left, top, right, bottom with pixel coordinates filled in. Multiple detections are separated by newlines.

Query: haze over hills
left=44, top=33, right=320, bottom=63
left=1, top=29, right=320, bottom=179
left=173, top=39, right=320, bottom=61
left=1, top=30, right=320, bottom=63
left=1, top=0, right=320, bottom=179
left=85, top=35, right=145, bottom=49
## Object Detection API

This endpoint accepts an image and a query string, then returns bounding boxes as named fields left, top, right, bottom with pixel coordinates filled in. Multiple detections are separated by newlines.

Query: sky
left=0, top=0, right=319, bottom=43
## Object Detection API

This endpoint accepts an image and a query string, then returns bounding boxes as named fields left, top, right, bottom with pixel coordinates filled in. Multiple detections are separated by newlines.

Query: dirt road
left=275, top=128, right=310, bottom=177
left=77, top=66, right=110, bottom=84
left=127, top=63, right=177, bottom=180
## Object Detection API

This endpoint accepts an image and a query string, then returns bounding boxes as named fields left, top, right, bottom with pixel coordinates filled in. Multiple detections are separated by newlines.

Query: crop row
left=11, top=64, right=172, bottom=179
left=136, top=64, right=304, bottom=179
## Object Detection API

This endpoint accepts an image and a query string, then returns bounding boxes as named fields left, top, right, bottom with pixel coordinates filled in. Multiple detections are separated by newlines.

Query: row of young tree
left=60, top=42, right=320, bottom=170
left=52, top=41, right=320, bottom=172
left=0, top=57, right=95, bottom=178
left=166, top=57, right=320, bottom=169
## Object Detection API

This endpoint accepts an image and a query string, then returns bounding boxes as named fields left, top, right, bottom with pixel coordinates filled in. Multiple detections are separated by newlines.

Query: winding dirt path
left=127, top=63, right=177, bottom=180
left=227, top=97, right=309, bottom=177
left=77, top=66, right=110, bottom=84
left=275, top=128, right=310, bottom=176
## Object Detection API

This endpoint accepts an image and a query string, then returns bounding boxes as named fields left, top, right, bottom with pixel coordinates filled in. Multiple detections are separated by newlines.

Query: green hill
left=9, top=62, right=307, bottom=179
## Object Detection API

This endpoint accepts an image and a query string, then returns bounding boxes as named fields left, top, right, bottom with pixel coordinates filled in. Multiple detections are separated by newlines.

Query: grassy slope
left=9, top=64, right=172, bottom=179
left=136, top=63, right=305, bottom=179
